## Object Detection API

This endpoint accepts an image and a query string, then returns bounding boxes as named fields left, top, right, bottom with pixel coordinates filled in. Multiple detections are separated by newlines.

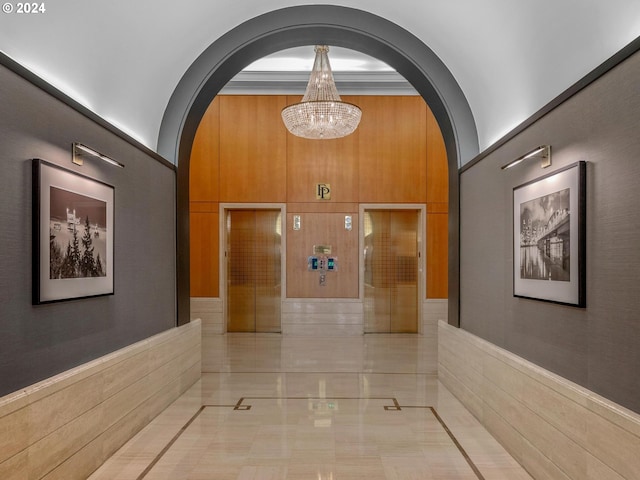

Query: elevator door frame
left=220, top=203, right=287, bottom=333
left=359, top=204, right=426, bottom=334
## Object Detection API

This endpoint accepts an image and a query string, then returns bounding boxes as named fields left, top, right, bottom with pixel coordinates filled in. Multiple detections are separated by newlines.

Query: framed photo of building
left=33, top=159, right=114, bottom=304
left=513, top=161, right=586, bottom=307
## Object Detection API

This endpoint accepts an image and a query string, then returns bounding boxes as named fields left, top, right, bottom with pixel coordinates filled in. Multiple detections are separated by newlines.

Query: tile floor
left=89, top=334, right=532, bottom=480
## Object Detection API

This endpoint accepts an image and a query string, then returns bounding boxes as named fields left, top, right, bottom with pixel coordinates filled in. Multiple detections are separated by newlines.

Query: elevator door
left=364, top=210, right=419, bottom=333
left=226, top=209, right=281, bottom=332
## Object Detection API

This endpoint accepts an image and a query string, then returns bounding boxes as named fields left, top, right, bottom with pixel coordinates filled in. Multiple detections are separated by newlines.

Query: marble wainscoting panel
left=190, top=297, right=224, bottom=335
left=282, top=299, right=364, bottom=336
left=422, top=298, right=448, bottom=333
left=438, top=320, right=640, bottom=480
left=421, top=299, right=447, bottom=375
left=0, top=319, right=201, bottom=480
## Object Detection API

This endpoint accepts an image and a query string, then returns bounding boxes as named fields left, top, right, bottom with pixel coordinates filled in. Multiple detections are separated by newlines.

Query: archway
left=157, top=5, right=479, bottom=327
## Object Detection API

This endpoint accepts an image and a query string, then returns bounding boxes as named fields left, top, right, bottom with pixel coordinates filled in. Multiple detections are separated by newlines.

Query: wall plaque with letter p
left=316, top=183, right=331, bottom=200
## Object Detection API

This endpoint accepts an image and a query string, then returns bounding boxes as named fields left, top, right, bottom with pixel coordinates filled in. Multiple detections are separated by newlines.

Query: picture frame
left=33, top=159, right=114, bottom=304
left=513, top=161, right=586, bottom=307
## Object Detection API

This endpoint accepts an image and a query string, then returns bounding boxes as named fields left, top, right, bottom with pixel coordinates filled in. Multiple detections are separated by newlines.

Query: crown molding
left=220, top=71, right=418, bottom=95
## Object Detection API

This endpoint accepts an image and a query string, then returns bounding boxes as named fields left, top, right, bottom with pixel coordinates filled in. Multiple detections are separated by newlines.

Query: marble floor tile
left=89, top=334, right=532, bottom=480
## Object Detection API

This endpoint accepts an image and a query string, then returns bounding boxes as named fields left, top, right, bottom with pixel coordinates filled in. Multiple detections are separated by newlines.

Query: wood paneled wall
left=190, top=98, right=219, bottom=203
left=190, top=206, right=219, bottom=297
left=189, top=95, right=448, bottom=299
left=426, top=104, right=449, bottom=298
left=219, top=96, right=288, bottom=202
left=357, top=96, right=427, bottom=203
left=287, top=212, right=359, bottom=298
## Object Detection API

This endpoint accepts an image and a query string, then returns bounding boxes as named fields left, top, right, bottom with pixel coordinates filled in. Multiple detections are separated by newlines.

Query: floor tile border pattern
left=136, top=396, right=485, bottom=480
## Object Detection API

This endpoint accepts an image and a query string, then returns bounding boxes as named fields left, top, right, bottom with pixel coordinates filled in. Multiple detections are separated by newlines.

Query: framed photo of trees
left=33, top=159, right=114, bottom=304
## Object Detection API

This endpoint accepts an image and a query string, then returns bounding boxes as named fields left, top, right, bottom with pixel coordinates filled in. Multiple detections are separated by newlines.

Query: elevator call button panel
left=307, top=255, right=337, bottom=271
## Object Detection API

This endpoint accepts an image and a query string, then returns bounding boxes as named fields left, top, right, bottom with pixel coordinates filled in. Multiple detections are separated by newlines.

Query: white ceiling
left=222, top=46, right=416, bottom=96
left=242, top=46, right=395, bottom=72
left=0, top=1, right=639, bottom=161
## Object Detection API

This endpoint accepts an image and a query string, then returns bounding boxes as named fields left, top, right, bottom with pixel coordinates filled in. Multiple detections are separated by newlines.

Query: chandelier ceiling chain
left=281, top=45, right=362, bottom=140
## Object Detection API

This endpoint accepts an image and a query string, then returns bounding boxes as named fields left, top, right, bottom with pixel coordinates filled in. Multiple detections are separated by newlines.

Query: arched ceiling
left=1, top=0, right=639, bottom=162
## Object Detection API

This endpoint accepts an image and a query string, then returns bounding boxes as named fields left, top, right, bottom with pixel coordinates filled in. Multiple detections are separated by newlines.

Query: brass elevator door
left=226, top=210, right=281, bottom=333
left=364, top=210, right=419, bottom=333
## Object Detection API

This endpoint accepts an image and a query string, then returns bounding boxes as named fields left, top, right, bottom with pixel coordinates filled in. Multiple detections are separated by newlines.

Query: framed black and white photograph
left=33, top=159, right=114, bottom=304
left=513, top=161, right=586, bottom=307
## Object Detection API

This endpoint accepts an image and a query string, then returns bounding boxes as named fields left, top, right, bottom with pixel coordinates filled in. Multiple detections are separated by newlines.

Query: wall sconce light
left=501, top=145, right=551, bottom=170
left=72, top=143, right=124, bottom=168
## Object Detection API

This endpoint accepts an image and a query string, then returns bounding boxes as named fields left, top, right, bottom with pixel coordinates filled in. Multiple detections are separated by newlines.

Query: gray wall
left=0, top=63, right=177, bottom=397
left=460, top=49, right=640, bottom=413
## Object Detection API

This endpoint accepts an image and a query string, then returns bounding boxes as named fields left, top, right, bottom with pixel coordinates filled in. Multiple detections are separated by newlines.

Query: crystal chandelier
left=281, top=45, right=362, bottom=139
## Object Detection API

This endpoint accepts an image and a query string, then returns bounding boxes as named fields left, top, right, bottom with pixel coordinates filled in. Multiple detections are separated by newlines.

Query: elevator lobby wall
left=189, top=95, right=449, bottom=334
left=0, top=58, right=182, bottom=396
left=456, top=46, right=640, bottom=415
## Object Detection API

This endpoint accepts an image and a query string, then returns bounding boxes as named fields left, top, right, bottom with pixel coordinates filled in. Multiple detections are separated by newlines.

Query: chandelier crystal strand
left=281, top=45, right=362, bottom=139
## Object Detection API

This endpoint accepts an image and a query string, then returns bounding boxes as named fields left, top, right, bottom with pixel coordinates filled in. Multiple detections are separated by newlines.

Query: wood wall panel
left=427, top=212, right=448, bottom=299
left=427, top=203, right=448, bottom=214
left=357, top=96, right=427, bottom=203
left=190, top=202, right=218, bottom=213
left=219, top=95, right=288, bottom=202
left=286, top=95, right=359, bottom=203
left=287, top=202, right=359, bottom=213
left=190, top=97, right=219, bottom=202
left=190, top=209, right=219, bottom=297
left=189, top=94, right=448, bottom=301
left=426, top=106, right=449, bottom=204
left=287, top=212, right=359, bottom=298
